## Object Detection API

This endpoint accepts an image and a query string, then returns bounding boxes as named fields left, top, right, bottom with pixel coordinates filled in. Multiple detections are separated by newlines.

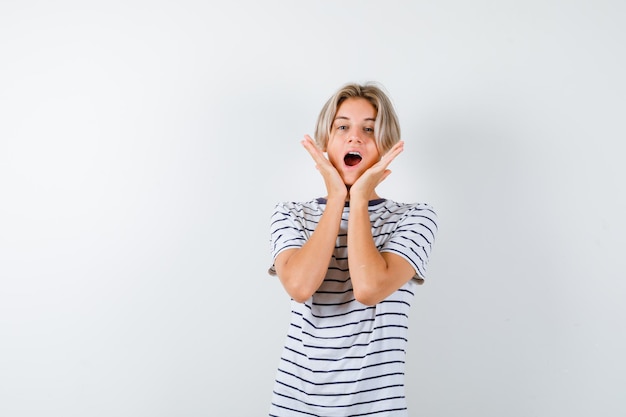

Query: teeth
left=348, top=151, right=362, bottom=157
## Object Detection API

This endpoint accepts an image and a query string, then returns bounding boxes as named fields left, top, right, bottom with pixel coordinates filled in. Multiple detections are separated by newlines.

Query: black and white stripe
left=268, top=198, right=437, bottom=417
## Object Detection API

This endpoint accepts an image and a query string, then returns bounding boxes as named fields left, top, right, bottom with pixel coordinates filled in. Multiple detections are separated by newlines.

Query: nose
left=347, top=131, right=362, bottom=143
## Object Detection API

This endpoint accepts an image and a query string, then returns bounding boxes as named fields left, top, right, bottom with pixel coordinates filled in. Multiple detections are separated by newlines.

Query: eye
left=337, top=125, right=348, bottom=130
left=364, top=127, right=374, bottom=133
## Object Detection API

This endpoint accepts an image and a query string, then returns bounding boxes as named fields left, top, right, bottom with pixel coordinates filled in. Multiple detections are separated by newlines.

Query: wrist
left=325, top=194, right=347, bottom=206
left=347, top=194, right=369, bottom=207
left=327, top=186, right=348, bottom=201
left=347, top=187, right=371, bottom=204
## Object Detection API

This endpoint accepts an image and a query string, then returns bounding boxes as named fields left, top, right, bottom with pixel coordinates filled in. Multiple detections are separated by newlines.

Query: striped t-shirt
left=268, top=198, right=438, bottom=417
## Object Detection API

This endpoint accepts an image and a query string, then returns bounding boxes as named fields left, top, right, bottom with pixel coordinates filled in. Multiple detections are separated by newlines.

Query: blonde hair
left=314, top=82, right=401, bottom=154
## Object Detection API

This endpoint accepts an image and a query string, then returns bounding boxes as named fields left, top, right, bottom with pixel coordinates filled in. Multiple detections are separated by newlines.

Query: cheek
left=330, top=131, right=346, bottom=143
left=369, top=143, right=381, bottom=159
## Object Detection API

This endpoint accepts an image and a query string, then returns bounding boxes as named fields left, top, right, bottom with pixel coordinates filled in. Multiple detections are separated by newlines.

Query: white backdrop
left=1, top=1, right=625, bottom=416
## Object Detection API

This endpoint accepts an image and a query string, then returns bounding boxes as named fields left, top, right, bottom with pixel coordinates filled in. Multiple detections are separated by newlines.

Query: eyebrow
left=334, top=116, right=376, bottom=122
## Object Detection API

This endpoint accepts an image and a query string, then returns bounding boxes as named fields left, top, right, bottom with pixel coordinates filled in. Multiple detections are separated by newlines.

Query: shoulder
left=380, top=199, right=437, bottom=219
left=384, top=200, right=435, bottom=212
left=274, top=198, right=324, bottom=212
left=407, top=202, right=437, bottom=223
left=272, top=199, right=325, bottom=219
left=378, top=200, right=438, bottom=233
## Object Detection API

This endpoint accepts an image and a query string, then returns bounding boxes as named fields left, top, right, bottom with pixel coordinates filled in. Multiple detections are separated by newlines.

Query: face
left=325, top=97, right=380, bottom=186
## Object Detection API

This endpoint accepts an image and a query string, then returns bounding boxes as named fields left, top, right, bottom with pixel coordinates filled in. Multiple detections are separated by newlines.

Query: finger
left=300, top=134, right=315, bottom=150
left=302, top=134, right=316, bottom=146
left=301, top=135, right=324, bottom=162
left=384, top=141, right=404, bottom=159
left=302, top=137, right=337, bottom=178
left=379, top=141, right=404, bottom=168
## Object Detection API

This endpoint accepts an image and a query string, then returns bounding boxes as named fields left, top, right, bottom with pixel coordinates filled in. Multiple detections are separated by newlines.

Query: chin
left=340, top=174, right=358, bottom=187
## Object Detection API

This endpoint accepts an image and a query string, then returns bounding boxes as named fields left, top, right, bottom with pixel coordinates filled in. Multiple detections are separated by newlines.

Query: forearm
left=277, top=197, right=344, bottom=302
left=347, top=198, right=390, bottom=305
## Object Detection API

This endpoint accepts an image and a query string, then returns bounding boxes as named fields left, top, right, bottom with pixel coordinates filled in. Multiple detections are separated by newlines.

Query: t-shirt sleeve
left=380, top=204, right=438, bottom=284
left=268, top=202, right=308, bottom=276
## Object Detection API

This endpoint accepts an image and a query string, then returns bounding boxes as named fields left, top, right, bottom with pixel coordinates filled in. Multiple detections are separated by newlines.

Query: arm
left=347, top=200, right=417, bottom=306
left=273, top=136, right=347, bottom=303
left=274, top=197, right=344, bottom=303
left=347, top=141, right=414, bottom=305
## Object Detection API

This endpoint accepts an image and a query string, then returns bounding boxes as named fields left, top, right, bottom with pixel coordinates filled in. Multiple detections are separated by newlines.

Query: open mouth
left=344, top=151, right=362, bottom=167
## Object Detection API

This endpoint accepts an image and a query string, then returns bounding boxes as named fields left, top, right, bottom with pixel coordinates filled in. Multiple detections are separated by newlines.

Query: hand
left=301, top=135, right=348, bottom=201
left=349, top=141, right=404, bottom=201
